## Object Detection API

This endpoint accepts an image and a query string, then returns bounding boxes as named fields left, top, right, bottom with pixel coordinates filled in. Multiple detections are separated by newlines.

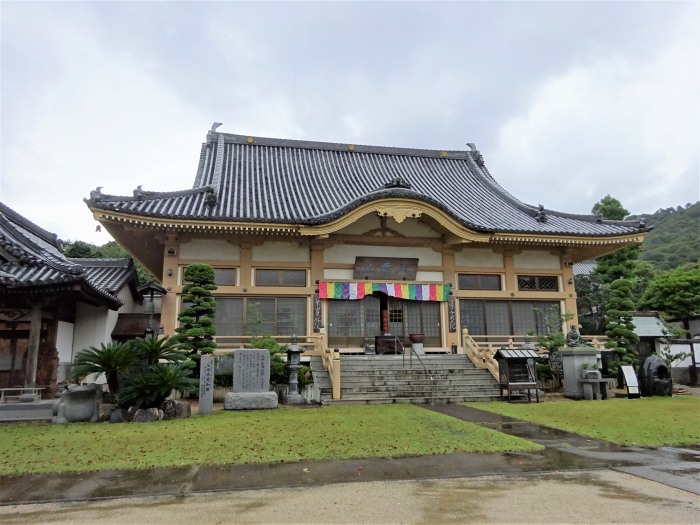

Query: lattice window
left=389, top=308, right=404, bottom=323
left=458, top=274, right=502, bottom=290
left=459, top=300, right=560, bottom=336
left=517, top=275, right=559, bottom=292
left=255, top=269, right=306, bottom=287
left=328, top=297, right=380, bottom=341
left=214, top=268, right=237, bottom=286
left=214, top=297, right=306, bottom=336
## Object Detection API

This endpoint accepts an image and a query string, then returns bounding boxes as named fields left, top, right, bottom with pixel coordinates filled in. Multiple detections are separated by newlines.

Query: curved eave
left=298, top=198, right=493, bottom=241
left=91, top=210, right=301, bottom=235
left=491, top=231, right=648, bottom=247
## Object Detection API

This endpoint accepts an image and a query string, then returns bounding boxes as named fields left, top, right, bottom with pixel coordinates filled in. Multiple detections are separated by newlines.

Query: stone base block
left=224, top=391, right=278, bottom=410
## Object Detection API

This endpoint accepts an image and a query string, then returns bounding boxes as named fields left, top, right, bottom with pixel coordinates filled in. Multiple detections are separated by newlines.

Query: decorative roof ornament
left=638, top=217, right=646, bottom=228
left=535, top=204, right=548, bottom=222
left=383, top=177, right=412, bottom=190
left=211, top=122, right=223, bottom=132
left=90, top=187, right=104, bottom=201
left=133, top=185, right=146, bottom=200
left=205, top=187, right=218, bottom=207
left=467, top=143, right=486, bottom=168
left=596, top=214, right=603, bottom=224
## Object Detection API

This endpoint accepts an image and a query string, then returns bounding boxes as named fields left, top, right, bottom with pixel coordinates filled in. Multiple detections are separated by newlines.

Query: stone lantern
left=286, top=334, right=303, bottom=404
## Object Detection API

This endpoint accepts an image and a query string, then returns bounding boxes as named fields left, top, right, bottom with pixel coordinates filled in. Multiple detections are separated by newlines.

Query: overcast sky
left=1, top=1, right=698, bottom=246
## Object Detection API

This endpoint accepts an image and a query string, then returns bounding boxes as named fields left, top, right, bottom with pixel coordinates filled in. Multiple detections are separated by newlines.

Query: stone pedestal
left=224, top=391, right=278, bottom=410
left=224, top=349, right=278, bottom=411
left=561, top=348, right=602, bottom=399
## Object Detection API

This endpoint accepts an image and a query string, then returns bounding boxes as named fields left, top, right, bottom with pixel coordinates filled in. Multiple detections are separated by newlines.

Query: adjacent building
left=0, top=203, right=144, bottom=388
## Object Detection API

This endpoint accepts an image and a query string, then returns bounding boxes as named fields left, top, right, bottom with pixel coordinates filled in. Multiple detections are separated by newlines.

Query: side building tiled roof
left=68, top=258, right=140, bottom=301
left=86, top=127, right=651, bottom=238
left=0, top=203, right=123, bottom=309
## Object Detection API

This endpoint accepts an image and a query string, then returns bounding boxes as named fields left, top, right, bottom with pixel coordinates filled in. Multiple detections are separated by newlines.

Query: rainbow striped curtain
left=319, top=282, right=451, bottom=301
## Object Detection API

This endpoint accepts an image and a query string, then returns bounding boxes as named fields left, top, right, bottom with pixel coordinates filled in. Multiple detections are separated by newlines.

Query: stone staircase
left=309, top=354, right=500, bottom=405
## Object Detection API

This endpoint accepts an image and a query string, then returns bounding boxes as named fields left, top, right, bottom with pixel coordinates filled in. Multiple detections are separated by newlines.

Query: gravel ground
left=1, top=470, right=698, bottom=525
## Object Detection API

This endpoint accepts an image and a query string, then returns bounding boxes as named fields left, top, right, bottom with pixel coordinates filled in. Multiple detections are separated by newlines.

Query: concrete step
left=0, top=400, right=55, bottom=422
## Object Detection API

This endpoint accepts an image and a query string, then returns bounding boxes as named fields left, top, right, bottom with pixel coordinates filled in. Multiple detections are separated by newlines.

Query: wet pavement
left=425, top=404, right=700, bottom=496
left=1, top=403, right=698, bottom=508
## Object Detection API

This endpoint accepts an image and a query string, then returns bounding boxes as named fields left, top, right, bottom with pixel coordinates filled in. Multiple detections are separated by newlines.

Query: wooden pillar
left=160, top=237, right=180, bottom=336
left=239, top=242, right=253, bottom=287
left=503, top=251, right=516, bottom=294
left=442, top=247, right=457, bottom=348
left=562, top=262, right=579, bottom=327
left=24, top=307, right=42, bottom=386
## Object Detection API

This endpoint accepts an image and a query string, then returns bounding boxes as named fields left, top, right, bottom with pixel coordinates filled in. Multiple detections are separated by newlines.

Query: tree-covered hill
left=628, top=202, right=700, bottom=270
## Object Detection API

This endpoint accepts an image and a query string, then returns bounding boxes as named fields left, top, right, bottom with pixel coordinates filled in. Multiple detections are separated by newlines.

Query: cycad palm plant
left=71, top=341, right=137, bottom=395
left=131, top=335, right=187, bottom=366
left=118, top=362, right=198, bottom=409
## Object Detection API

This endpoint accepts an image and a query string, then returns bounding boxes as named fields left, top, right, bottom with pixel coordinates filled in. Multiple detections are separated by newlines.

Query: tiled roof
left=632, top=314, right=667, bottom=338
left=573, top=260, right=597, bottom=276
left=86, top=128, right=651, bottom=237
left=68, top=258, right=139, bottom=298
left=0, top=203, right=122, bottom=309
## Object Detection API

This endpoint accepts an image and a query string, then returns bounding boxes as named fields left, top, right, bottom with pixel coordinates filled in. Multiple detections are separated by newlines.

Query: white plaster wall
left=663, top=342, right=699, bottom=368
left=514, top=250, right=561, bottom=270
left=337, top=214, right=441, bottom=238
left=56, top=321, right=74, bottom=363
left=324, top=245, right=442, bottom=266
left=455, top=248, right=503, bottom=268
left=323, top=269, right=354, bottom=280
left=416, top=271, right=444, bottom=282
left=72, top=303, right=110, bottom=360
left=253, top=241, right=309, bottom=262
left=180, top=238, right=241, bottom=261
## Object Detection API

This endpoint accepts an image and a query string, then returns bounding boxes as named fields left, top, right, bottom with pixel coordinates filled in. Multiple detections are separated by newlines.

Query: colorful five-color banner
left=319, top=282, right=451, bottom=301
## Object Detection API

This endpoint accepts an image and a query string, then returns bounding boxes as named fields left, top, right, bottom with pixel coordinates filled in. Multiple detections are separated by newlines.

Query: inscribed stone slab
left=233, top=349, right=270, bottom=393
left=199, top=354, right=215, bottom=415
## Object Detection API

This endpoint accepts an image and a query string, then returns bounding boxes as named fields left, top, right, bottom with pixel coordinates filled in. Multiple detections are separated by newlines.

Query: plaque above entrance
left=353, top=257, right=418, bottom=280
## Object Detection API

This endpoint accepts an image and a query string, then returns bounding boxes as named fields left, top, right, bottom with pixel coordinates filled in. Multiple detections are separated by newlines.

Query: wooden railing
left=213, top=335, right=341, bottom=400
left=462, top=329, right=500, bottom=380
left=461, top=329, right=609, bottom=381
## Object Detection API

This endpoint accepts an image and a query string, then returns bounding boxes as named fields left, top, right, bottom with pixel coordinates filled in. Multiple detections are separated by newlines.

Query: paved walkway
left=1, top=403, right=698, bottom=523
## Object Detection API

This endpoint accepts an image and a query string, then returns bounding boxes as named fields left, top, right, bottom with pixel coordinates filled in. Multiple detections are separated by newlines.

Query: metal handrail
left=399, top=336, right=435, bottom=405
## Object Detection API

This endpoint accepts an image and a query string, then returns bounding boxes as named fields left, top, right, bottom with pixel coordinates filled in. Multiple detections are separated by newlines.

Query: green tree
left=639, top=263, right=700, bottom=335
left=63, top=239, right=155, bottom=284
left=63, top=240, right=100, bottom=258
left=175, top=264, right=217, bottom=357
left=604, top=279, right=640, bottom=366
left=592, top=196, right=639, bottom=282
left=574, top=274, right=608, bottom=334
left=592, top=195, right=629, bottom=220
left=535, top=306, right=574, bottom=385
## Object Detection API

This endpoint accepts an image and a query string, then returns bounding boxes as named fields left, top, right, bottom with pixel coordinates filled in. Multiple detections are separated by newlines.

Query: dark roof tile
left=86, top=130, right=651, bottom=238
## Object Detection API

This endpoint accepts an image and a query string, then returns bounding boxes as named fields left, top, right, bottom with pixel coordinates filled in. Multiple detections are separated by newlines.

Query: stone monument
left=199, top=354, right=215, bottom=415
left=224, top=349, right=278, bottom=410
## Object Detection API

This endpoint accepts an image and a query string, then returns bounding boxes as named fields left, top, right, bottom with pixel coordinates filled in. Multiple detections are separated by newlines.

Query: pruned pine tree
left=175, top=264, right=217, bottom=358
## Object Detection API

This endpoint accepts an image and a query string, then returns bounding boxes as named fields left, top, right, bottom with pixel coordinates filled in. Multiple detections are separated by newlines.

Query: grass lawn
left=465, top=396, right=700, bottom=446
left=0, top=404, right=541, bottom=476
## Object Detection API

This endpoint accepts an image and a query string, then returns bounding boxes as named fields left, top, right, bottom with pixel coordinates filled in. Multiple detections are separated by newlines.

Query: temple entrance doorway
left=327, top=292, right=441, bottom=349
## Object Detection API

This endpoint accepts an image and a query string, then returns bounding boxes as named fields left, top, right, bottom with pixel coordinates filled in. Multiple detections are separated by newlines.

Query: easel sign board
left=621, top=365, right=641, bottom=398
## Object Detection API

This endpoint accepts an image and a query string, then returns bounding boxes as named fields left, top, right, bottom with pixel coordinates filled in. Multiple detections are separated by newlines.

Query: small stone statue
left=566, top=325, right=590, bottom=347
